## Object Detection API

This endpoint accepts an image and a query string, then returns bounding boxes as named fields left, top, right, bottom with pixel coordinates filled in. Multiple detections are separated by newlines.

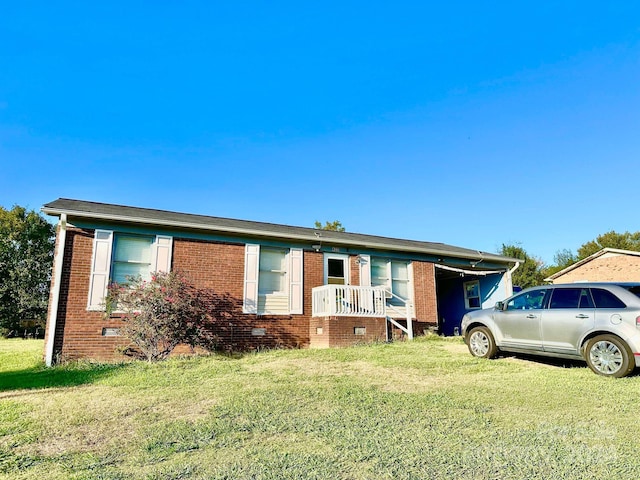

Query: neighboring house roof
left=544, top=248, right=640, bottom=282
left=42, top=198, right=519, bottom=268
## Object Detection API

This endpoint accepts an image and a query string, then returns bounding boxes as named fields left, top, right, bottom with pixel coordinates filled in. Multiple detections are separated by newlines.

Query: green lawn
left=1, top=337, right=639, bottom=480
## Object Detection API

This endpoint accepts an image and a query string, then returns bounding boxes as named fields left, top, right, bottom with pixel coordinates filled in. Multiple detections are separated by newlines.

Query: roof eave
left=543, top=247, right=640, bottom=281
left=42, top=204, right=517, bottom=265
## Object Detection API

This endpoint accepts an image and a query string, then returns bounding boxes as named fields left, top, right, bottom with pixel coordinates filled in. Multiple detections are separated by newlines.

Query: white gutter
left=45, top=213, right=67, bottom=367
left=434, top=264, right=506, bottom=276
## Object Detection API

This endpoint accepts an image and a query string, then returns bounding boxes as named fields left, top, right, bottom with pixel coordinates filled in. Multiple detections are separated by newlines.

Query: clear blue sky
left=1, top=2, right=638, bottom=265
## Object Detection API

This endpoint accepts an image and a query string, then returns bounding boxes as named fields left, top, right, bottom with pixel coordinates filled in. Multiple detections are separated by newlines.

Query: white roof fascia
left=42, top=204, right=517, bottom=265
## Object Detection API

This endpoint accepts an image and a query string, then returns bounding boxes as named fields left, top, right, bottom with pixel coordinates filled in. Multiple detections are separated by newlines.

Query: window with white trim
left=243, top=244, right=303, bottom=315
left=464, top=280, right=481, bottom=309
left=259, top=248, right=287, bottom=294
left=87, top=230, right=172, bottom=310
left=371, top=258, right=411, bottom=305
left=258, top=248, right=289, bottom=314
left=112, top=234, right=154, bottom=284
left=324, top=253, right=349, bottom=285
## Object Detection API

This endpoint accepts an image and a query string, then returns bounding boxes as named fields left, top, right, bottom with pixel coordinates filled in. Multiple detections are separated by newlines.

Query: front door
left=324, top=253, right=349, bottom=285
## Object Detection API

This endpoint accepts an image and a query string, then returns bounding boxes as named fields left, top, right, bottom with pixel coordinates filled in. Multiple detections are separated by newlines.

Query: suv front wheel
left=466, top=326, right=498, bottom=359
left=585, top=334, right=635, bottom=378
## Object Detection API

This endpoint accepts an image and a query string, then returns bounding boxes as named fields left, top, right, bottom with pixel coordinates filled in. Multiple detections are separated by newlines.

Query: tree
left=499, top=243, right=545, bottom=289
left=553, top=248, right=577, bottom=268
left=314, top=220, right=345, bottom=232
left=0, top=206, right=55, bottom=336
left=576, top=230, right=640, bottom=259
left=105, top=271, right=215, bottom=362
left=541, top=248, right=578, bottom=278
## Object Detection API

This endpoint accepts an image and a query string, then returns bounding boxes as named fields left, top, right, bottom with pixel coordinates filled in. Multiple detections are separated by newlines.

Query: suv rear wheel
left=585, top=334, right=635, bottom=378
left=467, top=326, right=498, bottom=359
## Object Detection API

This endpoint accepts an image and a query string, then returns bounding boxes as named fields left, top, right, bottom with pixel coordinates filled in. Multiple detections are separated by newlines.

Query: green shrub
left=105, top=272, right=216, bottom=362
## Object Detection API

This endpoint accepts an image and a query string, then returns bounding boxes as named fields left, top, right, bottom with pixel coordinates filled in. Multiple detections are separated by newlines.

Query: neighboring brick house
left=545, top=248, right=640, bottom=284
left=42, top=198, right=519, bottom=365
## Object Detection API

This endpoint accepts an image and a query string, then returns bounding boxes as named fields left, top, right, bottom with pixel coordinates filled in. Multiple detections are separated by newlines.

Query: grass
left=1, top=337, right=639, bottom=479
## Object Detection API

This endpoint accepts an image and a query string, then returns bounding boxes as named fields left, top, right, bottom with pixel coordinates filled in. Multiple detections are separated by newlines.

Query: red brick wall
left=47, top=233, right=328, bottom=361
left=412, top=261, right=438, bottom=334
left=45, top=227, right=129, bottom=362
left=45, top=228, right=440, bottom=362
left=310, top=316, right=387, bottom=348
left=171, top=238, right=314, bottom=352
left=350, top=256, right=360, bottom=285
left=551, top=254, right=640, bottom=283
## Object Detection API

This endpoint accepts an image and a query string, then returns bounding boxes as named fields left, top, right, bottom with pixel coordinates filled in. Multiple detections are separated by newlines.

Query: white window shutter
left=407, top=261, right=415, bottom=317
left=358, top=255, right=374, bottom=312
left=243, top=244, right=260, bottom=314
left=407, top=262, right=415, bottom=299
left=153, top=235, right=173, bottom=273
left=289, top=248, right=303, bottom=314
left=87, top=230, right=113, bottom=310
left=358, top=254, right=371, bottom=286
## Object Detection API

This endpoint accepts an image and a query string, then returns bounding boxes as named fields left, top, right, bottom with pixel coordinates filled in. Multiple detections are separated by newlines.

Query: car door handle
left=575, top=314, right=590, bottom=319
left=526, top=314, right=537, bottom=319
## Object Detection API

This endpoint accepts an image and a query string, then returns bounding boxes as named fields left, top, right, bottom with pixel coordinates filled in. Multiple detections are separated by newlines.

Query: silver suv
left=461, top=283, right=640, bottom=377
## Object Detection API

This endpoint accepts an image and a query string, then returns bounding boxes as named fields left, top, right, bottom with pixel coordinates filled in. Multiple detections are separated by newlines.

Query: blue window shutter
left=243, top=244, right=260, bottom=314
left=289, top=248, right=303, bottom=314
left=88, top=230, right=113, bottom=310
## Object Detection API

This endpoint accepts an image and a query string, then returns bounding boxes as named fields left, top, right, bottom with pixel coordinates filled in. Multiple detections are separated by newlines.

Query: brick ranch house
left=545, top=248, right=640, bottom=284
left=42, top=198, right=520, bottom=365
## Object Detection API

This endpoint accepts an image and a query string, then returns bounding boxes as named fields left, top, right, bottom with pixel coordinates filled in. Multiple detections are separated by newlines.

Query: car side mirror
left=494, top=301, right=504, bottom=311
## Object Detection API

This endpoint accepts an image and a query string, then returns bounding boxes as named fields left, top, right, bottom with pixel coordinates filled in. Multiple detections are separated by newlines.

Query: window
left=112, top=234, right=154, bottom=284
left=464, top=280, right=481, bottom=309
left=324, top=254, right=349, bottom=285
left=624, top=285, right=640, bottom=299
left=243, top=244, right=303, bottom=315
left=506, top=289, right=548, bottom=310
left=548, top=288, right=594, bottom=309
left=391, top=262, right=410, bottom=304
left=259, top=248, right=287, bottom=294
left=371, top=258, right=411, bottom=305
left=327, top=258, right=346, bottom=285
left=591, top=288, right=626, bottom=309
left=370, top=258, right=388, bottom=289
left=579, top=289, right=595, bottom=308
left=88, top=230, right=172, bottom=310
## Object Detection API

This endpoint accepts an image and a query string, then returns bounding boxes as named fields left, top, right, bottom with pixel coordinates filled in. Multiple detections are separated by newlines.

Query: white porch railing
left=312, top=285, right=386, bottom=317
left=311, top=285, right=414, bottom=339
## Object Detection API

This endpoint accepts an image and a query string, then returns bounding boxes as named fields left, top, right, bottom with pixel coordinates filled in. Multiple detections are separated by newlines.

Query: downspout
left=45, top=213, right=67, bottom=367
left=505, top=261, right=520, bottom=296
left=509, top=261, right=521, bottom=276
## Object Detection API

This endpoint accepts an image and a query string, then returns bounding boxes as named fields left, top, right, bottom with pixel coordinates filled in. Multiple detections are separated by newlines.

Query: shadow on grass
left=0, top=363, right=128, bottom=393
left=500, top=352, right=587, bottom=370
left=502, top=352, right=640, bottom=377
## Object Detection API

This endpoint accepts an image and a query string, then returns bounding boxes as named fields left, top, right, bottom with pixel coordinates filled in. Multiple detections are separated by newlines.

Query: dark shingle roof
left=42, top=198, right=518, bottom=265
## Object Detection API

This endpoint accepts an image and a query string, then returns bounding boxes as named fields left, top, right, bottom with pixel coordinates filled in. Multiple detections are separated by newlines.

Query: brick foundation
left=310, top=316, right=387, bottom=348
